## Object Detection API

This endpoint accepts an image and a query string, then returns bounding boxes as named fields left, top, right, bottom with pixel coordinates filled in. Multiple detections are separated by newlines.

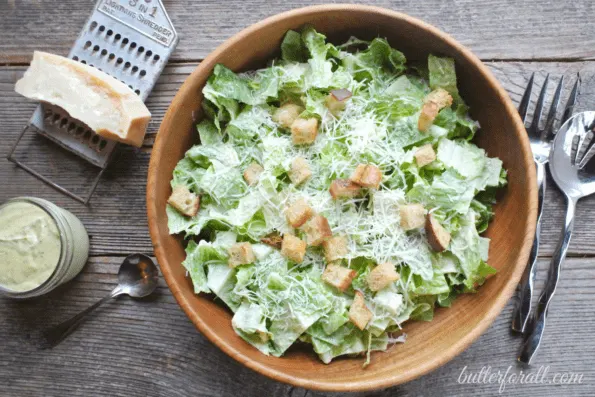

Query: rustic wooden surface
left=1, top=1, right=594, bottom=396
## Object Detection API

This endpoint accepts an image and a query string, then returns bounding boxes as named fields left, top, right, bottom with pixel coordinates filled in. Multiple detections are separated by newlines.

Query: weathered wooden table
left=1, top=1, right=594, bottom=396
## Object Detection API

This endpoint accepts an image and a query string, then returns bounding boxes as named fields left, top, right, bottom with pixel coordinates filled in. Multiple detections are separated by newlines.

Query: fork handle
left=512, top=161, right=546, bottom=332
left=518, top=194, right=577, bottom=364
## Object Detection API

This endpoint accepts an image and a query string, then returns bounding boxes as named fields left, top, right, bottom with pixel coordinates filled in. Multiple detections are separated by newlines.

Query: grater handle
left=6, top=124, right=108, bottom=205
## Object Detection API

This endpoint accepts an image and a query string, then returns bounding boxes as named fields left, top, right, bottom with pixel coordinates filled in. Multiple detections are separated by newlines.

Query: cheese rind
left=15, top=51, right=151, bottom=147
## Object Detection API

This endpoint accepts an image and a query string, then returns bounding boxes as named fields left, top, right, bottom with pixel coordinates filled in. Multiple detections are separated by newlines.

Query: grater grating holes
left=40, top=107, right=111, bottom=153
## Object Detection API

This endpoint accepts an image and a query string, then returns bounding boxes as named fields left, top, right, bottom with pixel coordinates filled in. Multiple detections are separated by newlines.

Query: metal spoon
left=519, top=112, right=595, bottom=364
left=42, top=253, right=159, bottom=348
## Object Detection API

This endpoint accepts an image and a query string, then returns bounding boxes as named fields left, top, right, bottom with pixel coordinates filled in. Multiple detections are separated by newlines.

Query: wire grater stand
left=7, top=0, right=178, bottom=204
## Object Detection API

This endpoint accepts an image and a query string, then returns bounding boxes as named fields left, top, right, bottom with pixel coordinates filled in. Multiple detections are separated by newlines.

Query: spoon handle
left=518, top=194, right=577, bottom=364
left=42, top=287, right=123, bottom=349
left=512, top=160, right=546, bottom=333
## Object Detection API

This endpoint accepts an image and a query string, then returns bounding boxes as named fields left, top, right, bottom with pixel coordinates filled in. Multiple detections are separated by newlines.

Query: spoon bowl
left=117, top=253, right=159, bottom=298
left=549, top=111, right=595, bottom=198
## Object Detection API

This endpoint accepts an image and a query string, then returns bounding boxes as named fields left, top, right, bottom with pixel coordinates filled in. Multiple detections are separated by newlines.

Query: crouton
left=288, top=157, right=312, bottom=186
left=414, top=144, right=436, bottom=167
left=349, top=291, right=373, bottom=330
left=261, top=232, right=283, bottom=249
left=228, top=242, right=256, bottom=268
left=418, top=88, right=453, bottom=132
left=243, top=163, right=264, bottom=186
left=367, top=262, right=400, bottom=292
left=291, top=118, right=318, bottom=145
left=350, top=164, right=383, bottom=189
left=303, top=214, right=332, bottom=246
left=399, top=204, right=426, bottom=231
left=329, top=179, right=361, bottom=199
left=273, top=103, right=304, bottom=129
left=281, top=234, right=307, bottom=263
left=322, top=236, right=349, bottom=263
left=325, top=89, right=352, bottom=116
left=168, top=185, right=200, bottom=217
left=285, top=198, right=314, bottom=228
left=426, top=213, right=451, bottom=252
left=321, top=264, right=357, bottom=291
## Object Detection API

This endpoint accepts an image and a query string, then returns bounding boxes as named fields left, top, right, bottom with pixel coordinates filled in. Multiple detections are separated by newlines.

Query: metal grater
left=7, top=0, right=179, bottom=204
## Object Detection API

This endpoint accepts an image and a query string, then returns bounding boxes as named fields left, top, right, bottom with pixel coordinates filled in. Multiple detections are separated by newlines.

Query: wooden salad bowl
left=147, top=4, right=537, bottom=391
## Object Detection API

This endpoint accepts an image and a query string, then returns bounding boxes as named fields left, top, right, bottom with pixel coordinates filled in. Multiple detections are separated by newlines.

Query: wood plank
left=0, top=256, right=593, bottom=396
left=1, top=1, right=595, bottom=64
left=2, top=61, right=595, bottom=256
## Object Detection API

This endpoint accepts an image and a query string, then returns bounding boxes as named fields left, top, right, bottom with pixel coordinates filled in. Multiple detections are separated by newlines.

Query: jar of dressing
left=0, top=197, right=89, bottom=299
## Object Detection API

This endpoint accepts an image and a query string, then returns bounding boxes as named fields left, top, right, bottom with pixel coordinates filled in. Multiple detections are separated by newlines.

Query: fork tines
left=519, top=72, right=580, bottom=141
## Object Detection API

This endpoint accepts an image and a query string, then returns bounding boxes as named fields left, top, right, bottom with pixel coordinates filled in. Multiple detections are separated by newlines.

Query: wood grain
left=2, top=4, right=595, bottom=392
left=1, top=0, right=595, bottom=64
left=0, top=257, right=593, bottom=396
left=2, top=62, right=595, bottom=256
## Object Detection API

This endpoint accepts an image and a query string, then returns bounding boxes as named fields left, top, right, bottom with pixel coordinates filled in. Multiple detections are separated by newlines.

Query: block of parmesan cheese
left=15, top=51, right=151, bottom=147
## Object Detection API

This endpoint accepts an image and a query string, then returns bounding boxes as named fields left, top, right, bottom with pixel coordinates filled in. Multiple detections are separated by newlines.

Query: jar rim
left=0, top=197, right=68, bottom=297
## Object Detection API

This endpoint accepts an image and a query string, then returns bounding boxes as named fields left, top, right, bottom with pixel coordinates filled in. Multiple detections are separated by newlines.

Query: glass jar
left=0, top=197, right=89, bottom=299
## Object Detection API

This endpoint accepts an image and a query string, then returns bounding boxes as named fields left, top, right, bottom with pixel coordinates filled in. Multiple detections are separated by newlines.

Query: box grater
left=7, top=0, right=179, bottom=204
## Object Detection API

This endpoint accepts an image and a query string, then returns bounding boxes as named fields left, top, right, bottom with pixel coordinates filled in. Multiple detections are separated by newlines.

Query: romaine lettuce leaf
left=428, top=55, right=459, bottom=98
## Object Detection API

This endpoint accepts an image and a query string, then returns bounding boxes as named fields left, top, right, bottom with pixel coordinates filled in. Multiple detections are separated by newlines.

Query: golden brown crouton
left=418, top=88, right=453, bottom=132
left=426, top=213, right=451, bottom=252
left=168, top=185, right=200, bottom=217
left=281, top=234, right=307, bottom=263
left=291, top=118, right=318, bottom=145
left=273, top=103, right=304, bottom=129
left=349, top=291, right=373, bottom=330
left=303, top=214, right=332, bottom=246
left=367, top=262, right=400, bottom=291
left=321, top=264, right=357, bottom=291
left=322, top=236, right=349, bottom=263
left=414, top=144, right=436, bottom=167
left=285, top=198, right=314, bottom=228
left=228, top=242, right=256, bottom=268
left=243, top=163, right=264, bottom=186
left=325, top=89, right=352, bottom=116
left=329, top=179, right=362, bottom=199
left=399, top=204, right=426, bottom=231
left=260, top=232, right=283, bottom=249
left=350, top=164, right=383, bottom=189
left=288, top=157, right=312, bottom=186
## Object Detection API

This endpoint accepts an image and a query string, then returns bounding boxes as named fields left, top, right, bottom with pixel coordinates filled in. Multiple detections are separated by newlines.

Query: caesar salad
left=166, top=27, right=506, bottom=365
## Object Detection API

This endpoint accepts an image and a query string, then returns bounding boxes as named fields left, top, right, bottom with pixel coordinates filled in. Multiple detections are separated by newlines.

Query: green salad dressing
left=0, top=202, right=61, bottom=292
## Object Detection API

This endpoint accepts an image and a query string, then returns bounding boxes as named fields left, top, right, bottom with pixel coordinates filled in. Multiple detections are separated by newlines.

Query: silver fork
left=511, top=73, right=580, bottom=333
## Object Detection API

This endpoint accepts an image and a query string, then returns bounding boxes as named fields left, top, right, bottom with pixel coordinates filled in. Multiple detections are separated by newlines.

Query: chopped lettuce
left=167, top=27, right=506, bottom=365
